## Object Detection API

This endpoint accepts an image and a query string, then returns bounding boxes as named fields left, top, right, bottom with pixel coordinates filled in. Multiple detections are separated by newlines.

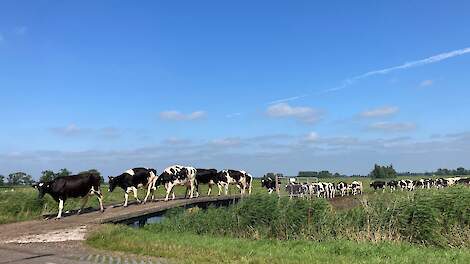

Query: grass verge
left=87, top=224, right=470, bottom=264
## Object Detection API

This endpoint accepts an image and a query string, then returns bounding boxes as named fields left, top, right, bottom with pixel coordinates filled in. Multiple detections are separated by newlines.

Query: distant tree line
left=0, top=168, right=102, bottom=186
left=397, top=167, right=470, bottom=177
left=298, top=171, right=347, bottom=178
left=369, top=164, right=397, bottom=179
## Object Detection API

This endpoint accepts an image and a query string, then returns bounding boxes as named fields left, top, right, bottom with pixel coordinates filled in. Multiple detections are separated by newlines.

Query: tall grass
left=148, top=186, right=470, bottom=248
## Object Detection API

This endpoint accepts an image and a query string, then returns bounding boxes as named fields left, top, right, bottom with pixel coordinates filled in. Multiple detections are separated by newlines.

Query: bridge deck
left=0, top=195, right=241, bottom=243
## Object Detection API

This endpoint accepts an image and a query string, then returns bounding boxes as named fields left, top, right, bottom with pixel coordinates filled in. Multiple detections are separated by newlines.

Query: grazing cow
left=336, top=181, right=348, bottom=197
left=399, top=179, right=414, bottom=191
left=435, top=178, right=448, bottom=189
left=445, top=177, right=461, bottom=187
left=261, top=177, right=277, bottom=194
left=350, top=181, right=363, bottom=196
left=195, top=168, right=219, bottom=196
left=34, top=172, right=104, bottom=219
left=310, top=182, right=334, bottom=198
left=370, top=181, right=386, bottom=192
left=387, top=180, right=399, bottom=192
left=285, top=183, right=309, bottom=198
left=217, top=169, right=252, bottom=195
left=156, top=165, right=197, bottom=201
left=108, top=168, right=158, bottom=207
left=456, top=177, right=470, bottom=185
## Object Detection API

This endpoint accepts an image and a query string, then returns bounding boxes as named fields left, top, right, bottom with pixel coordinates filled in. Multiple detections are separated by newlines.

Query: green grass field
left=87, top=221, right=470, bottom=264
left=0, top=176, right=461, bottom=224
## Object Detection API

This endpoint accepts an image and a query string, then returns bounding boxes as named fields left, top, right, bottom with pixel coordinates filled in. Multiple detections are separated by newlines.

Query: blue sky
left=1, top=0, right=470, bottom=178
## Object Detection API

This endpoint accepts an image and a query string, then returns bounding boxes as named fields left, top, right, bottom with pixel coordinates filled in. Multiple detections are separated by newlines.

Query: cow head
left=35, top=182, right=51, bottom=199
left=108, top=176, right=117, bottom=192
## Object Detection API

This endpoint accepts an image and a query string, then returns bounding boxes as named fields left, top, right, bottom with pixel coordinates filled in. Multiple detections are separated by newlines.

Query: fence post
left=275, top=174, right=280, bottom=197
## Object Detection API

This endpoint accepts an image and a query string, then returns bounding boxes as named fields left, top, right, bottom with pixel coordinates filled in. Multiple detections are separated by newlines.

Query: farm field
left=0, top=176, right=462, bottom=224
left=87, top=185, right=470, bottom=263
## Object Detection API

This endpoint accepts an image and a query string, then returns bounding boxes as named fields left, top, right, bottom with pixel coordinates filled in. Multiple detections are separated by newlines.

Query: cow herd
left=262, top=176, right=470, bottom=199
left=262, top=177, right=364, bottom=199
left=33, top=165, right=252, bottom=219
left=369, top=177, right=470, bottom=192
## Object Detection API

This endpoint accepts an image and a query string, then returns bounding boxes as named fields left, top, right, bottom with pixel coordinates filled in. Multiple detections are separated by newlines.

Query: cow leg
left=164, top=183, right=174, bottom=201
left=207, top=184, right=212, bottom=196
left=124, top=188, right=132, bottom=207
left=93, top=191, right=104, bottom=212
left=143, top=181, right=154, bottom=204
left=132, top=187, right=141, bottom=203
left=189, top=181, right=196, bottom=199
left=217, top=184, right=223, bottom=196
left=77, top=196, right=90, bottom=214
left=225, top=184, right=229, bottom=195
left=57, top=199, right=64, bottom=219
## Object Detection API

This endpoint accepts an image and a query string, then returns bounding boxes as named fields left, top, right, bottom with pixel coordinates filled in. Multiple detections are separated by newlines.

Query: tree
left=0, top=175, right=4, bottom=186
left=57, top=168, right=72, bottom=178
left=40, top=170, right=56, bottom=182
left=370, top=164, right=396, bottom=179
left=7, top=172, right=34, bottom=186
left=79, top=169, right=103, bottom=183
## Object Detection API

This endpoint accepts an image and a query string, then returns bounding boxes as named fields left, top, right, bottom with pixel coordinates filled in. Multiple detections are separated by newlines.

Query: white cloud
left=14, top=26, right=27, bottom=35
left=369, top=122, right=416, bottom=132
left=50, top=124, right=82, bottom=136
left=159, top=110, right=206, bottom=121
left=226, top=113, right=241, bottom=118
left=304, top=132, right=319, bottom=142
left=360, top=106, right=399, bottom=118
left=266, top=103, right=322, bottom=123
left=419, top=80, right=434, bottom=87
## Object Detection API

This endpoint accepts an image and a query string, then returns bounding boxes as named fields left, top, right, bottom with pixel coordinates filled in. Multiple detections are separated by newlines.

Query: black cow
left=261, top=177, right=279, bottom=194
left=108, top=168, right=157, bottom=207
left=370, top=181, right=386, bottom=191
left=156, top=165, right=197, bottom=201
left=217, top=169, right=252, bottom=195
left=34, top=172, right=104, bottom=219
left=195, top=168, right=220, bottom=196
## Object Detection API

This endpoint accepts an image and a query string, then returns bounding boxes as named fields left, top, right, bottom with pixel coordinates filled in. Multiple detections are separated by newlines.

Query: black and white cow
left=350, top=181, right=363, bottom=196
left=456, top=177, right=470, bottom=185
left=435, top=178, right=448, bottom=189
left=336, top=181, right=348, bottom=197
left=156, top=165, right=197, bottom=201
left=285, top=183, right=309, bottom=198
left=217, top=169, right=252, bottom=195
left=108, top=168, right=158, bottom=207
left=399, top=179, right=414, bottom=191
left=261, top=177, right=278, bottom=194
left=387, top=180, right=399, bottom=192
left=370, top=181, right=386, bottom=192
left=34, top=172, right=104, bottom=219
left=195, top=168, right=219, bottom=196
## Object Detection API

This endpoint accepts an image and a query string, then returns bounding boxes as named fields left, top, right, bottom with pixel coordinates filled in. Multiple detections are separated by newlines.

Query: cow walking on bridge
left=108, top=168, right=158, bottom=207
left=34, top=172, right=104, bottom=219
left=156, top=165, right=197, bottom=201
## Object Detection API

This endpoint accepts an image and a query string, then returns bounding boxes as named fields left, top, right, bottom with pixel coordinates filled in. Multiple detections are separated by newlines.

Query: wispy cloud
left=329, top=47, right=470, bottom=92
left=419, top=79, right=434, bottom=88
left=226, top=112, right=241, bottom=118
left=268, top=95, right=308, bottom=105
left=266, top=103, right=322, bottom=123
left=360, top=106, right=399, bottom=118
left=14, top=26, right=27, bottom=35
left=159, top=110, right=206, bottom=121
left=275, top=47, right=470, bottom=101
left=50, top=124, right=82, bottom=137
left=368, top=121, right=416, bottom=132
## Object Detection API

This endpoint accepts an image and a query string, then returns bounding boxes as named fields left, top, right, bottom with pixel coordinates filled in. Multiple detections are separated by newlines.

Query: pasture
left=0, top=176, right=461, bottom=224
left=87, top=186, right=470, bottom=263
